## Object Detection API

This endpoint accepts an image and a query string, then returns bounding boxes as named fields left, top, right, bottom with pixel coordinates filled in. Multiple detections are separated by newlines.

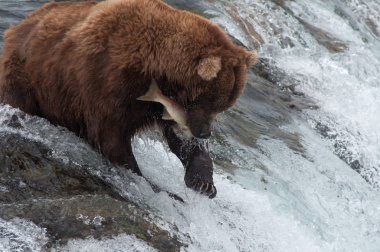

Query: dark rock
left=212, top=70, right=310, bottom=166
left=364, top=17, right=380, bottom=38
left=297, top=18, right=347, bottom=53
left=270, top=0, right=347, bottom=53
left=0, top=131, right=182, bottom=251
left=224, top=3, right=264, bottom=49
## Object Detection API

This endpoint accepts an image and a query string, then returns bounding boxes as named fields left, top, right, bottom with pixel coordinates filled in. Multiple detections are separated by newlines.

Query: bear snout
left=188, top=118, right=212, bottom=139
left=196, top=125, right=212, bottom=139
left=187, top=109, right=215, bottom=139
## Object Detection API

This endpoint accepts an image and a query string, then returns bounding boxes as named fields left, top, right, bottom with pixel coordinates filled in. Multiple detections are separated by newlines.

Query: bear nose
left=198, top=127, right=211, bottom=139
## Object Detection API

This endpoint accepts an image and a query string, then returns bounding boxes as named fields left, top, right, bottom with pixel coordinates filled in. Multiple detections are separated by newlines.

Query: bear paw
left=185, top=175, right=217, bottom=199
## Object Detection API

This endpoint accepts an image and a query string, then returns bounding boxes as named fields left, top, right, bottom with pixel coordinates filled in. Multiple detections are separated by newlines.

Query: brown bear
left=0, top=0, right=256, bottom=198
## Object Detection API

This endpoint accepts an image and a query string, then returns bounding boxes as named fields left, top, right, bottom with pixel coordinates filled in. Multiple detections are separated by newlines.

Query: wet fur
left=0, top=0, right=256, bottom=198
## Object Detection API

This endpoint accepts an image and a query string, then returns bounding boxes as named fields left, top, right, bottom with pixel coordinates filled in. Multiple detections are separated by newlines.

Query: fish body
left=137, top=79, right=189, bottom=133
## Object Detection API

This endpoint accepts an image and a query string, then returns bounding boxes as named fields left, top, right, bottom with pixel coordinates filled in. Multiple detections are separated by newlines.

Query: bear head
left=160, top=47, right=257, bottom=139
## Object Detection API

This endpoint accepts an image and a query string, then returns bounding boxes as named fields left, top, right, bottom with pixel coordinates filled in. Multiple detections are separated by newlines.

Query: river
left=0, top=0, right=379, bottom=251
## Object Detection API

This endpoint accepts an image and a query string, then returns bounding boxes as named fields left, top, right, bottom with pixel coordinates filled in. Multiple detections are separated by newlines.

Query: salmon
left=137, top=79, right=190, bottom=134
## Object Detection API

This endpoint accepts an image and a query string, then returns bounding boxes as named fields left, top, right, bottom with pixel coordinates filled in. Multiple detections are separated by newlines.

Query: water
left=1, top=0, right=380, bottom=251
left=213, top=0, right=380, bottom=186
left=52, top=234, right=158, bottom=252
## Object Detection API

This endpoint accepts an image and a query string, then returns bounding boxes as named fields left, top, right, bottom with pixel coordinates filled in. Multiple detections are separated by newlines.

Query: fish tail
left=137, top=79, right=162, bottom=102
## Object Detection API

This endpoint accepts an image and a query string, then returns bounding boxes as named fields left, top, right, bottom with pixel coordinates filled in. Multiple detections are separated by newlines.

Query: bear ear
left=197, top=56, right=222, bottom=81
left=245, top=50, right=258, bottom=66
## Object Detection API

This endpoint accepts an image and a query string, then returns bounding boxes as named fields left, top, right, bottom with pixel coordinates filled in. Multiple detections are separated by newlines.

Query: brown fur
left=0, top=0, right=256, bottom=197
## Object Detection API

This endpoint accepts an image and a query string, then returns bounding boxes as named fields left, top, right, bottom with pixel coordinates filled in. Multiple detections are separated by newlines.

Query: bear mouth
left=172, top=124, right=193, bottom=139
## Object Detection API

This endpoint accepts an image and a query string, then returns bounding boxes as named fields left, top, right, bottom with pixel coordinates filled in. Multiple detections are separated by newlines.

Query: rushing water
left=1, top=0, right=380, bottom=251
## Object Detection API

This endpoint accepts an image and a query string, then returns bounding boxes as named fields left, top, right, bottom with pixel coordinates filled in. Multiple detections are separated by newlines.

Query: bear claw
left=185, top=177, right=217, bottom=199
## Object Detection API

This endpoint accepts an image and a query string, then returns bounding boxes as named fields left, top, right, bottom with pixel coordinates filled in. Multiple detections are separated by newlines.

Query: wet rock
left=164, top=0, right=214, bottom=18
left=212, top=71, right=308, bottom=157
left=364, top=17, right=380, bottom=38
left=223, top=3, right=264, bottom=48
left=313, top=121, right=365, bottom=174
left=297, top=18, right=347, bottom=53
left=0, top=194, right=181, bottom=251
left=271, top=0, right=347, bottom=53
left=0, top=132, right=182, bottom=251
left=251, top=58, right=303, bottom=89
left=0, top=133, right=117, bottom=203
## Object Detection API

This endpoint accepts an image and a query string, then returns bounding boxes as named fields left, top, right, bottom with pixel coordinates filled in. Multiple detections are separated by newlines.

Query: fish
left=137, top=79, right=191, bottom=135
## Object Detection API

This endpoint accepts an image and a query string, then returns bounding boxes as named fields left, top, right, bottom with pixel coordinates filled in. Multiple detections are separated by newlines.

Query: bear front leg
left=163, top=125, right=217, bottom=198
left=0, top=52, right=39, bottom=115
left=97, top=129, right=142, bottom=176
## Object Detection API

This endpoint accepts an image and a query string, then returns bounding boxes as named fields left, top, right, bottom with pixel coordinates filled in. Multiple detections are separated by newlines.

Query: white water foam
left=0, top=218, right=48, bottom=252
left=1, top=0, right=380, bottom=251
left=3, top=105, right=380, bottom=251
left=132, top=127, right=380, bottom=251
left=53, top=234, right=157, bottom=252
left=210, top=0, right=380, bottom=188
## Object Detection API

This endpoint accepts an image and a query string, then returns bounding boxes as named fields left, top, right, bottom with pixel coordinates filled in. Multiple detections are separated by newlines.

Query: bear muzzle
left=195, top=124, right=212, bottom=139
left=187, top=110, right=214, bottom=139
